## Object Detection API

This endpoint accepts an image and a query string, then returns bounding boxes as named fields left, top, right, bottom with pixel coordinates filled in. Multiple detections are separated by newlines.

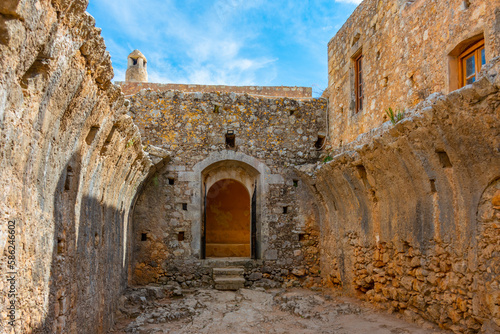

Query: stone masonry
left=325, top=0, right=500, bottom=148
left=0, top=1, right=152, bottom=333
left=0, top=0, right=499, bottom=333
left=129, top=90, right=326, bottom=289
left=118, top=81, right=313, bottom=99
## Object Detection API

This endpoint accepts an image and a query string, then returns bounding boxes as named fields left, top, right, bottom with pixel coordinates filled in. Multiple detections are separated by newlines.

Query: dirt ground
left=109, top=287, right=452, bottom=334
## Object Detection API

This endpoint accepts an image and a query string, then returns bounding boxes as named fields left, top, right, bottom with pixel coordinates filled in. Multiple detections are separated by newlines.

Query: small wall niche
left=168, top=178, right=175, bottom=185
left=178, top=232, right=185, bottom=241
left=298, top=233, right=306, bottom=242
left=100, top=125, right=117, bottom=155
left=436, top=150, right=453, bottom=168
left=293, top=179, right=299, bottom=187
left=141, top=233, right=147, bottom=241
left=85, top=126, right=100, bottom=145
left=283, top=206, right=289, bottom=214
left=356, top=165, right=368, bottom=181
left=57, top=238, right=65, bottom=254
left=314, top=135, right=326, bottom=150
left=430, top=179, right=437, bottom=193
left=64, top=166, right=73, bottom=191
left=182, top=203, right=188, bottom=211
left=226, top=130, right=235, bottom=148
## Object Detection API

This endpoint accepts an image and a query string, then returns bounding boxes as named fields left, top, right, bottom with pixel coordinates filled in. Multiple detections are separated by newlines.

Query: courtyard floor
left=110, top=287, right=451, bottom=334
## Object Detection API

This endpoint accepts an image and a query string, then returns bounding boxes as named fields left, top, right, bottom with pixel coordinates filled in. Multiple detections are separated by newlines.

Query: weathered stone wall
left=305, top=59, right=500, bottom=332
left=117, top=81, right=313, bottom=98
left=129, top=91, right=326, bottom=289
left=0, top=1, right=151, bottom=333
left=326, top=0, right=500, bottom=148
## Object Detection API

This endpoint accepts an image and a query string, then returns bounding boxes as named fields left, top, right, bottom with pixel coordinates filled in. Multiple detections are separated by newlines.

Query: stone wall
left=117, top=81, right=313, bottom=98
left=326, top=0, right=500, bottom=148
left=0, top=1, right=152, bottom=333
left=304, top=59, right=500, bottom=332
left=129, top=90, right=326, bottom=289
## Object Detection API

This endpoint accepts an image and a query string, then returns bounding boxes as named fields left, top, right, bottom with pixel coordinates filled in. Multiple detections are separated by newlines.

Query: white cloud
left=89, top=0, right=359, bottom=91
left=335, top=0, right=363, bottom=4
left=92, top=0, right=277, bottom=86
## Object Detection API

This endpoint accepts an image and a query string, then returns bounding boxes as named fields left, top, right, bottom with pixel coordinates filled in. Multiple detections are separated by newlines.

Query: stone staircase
left=212, top=267, right=246, bottom=290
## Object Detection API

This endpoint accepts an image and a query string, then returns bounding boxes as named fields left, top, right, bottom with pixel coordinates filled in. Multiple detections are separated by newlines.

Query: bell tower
left=125, top=49, right=148, bottom=82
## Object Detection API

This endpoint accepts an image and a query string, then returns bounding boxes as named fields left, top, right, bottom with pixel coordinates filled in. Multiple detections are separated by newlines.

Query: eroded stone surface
left=0, top=0, right=152, bottom=333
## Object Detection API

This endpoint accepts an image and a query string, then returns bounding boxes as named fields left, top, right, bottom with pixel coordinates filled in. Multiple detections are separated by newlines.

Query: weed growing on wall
left=385, top=107, right=405, bottom=125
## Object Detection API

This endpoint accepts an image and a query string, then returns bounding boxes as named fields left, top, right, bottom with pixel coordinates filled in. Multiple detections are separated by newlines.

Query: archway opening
left=206, top=179, right=250, bottom=257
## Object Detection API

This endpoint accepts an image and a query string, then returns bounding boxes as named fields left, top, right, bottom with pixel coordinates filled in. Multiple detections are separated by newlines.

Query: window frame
left=459, top=39, right=485, bottom=87
left=354, top=53, right=364, bottom=113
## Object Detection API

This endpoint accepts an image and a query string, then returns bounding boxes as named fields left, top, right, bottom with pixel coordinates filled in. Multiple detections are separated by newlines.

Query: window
left=355, top=53, right=364, bottom=113
left=459, top=39, right=485, bottom=87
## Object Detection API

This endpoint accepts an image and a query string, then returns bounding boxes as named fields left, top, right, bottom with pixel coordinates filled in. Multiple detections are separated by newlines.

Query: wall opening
left=436, top=150, right=453, bottom=168
left=205, top=179, right=251, bottom=257
left=100, top=125, right=117, bottom=155
left=315, top=135, right=326, bottom=150
left=178, top=232, right=185, bottom=241
left=64, top=166, right=73, bottom=191
left=448, top=33, right=484, bottom=92
left=354, top=52, right=364, bottom=113
left=226, top=130, right=235, bottom=148
left=430, top=179, right=437, bottom=193
left=168, top=178, right=175, bottom=185
left=141, top=233, right=147, bottom=241
left=85, top=126, right=100, bottom=145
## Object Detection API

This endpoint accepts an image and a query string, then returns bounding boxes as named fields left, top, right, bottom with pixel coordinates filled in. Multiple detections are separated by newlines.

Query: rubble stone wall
left=0, top=1, right=151, bottom=333
left=307, top=59, right=500, bottom=333
left=129, top=91, right=326, bottom=289
left=117, top=81, right=313, bottom=98
left=326, top=0, right=500, bottom=148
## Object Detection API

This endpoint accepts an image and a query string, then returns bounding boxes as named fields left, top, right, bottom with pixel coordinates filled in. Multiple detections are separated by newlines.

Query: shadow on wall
left=32, top=152, right=128, bottom=334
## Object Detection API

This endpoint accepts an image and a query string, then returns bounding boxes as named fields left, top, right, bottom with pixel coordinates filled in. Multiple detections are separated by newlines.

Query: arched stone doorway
left=200, top=158, right=260, bottom=259
left=205, top=179, right=251, bottom=257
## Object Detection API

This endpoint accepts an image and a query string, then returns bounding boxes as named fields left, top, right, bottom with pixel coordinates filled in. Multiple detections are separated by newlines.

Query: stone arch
left=201, top=159, right=260, bottom=259
left=186, top=151, right=279, bottom=260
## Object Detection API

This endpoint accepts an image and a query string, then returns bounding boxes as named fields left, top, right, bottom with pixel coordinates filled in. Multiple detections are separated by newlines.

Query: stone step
left=214, top=277, right=246, bottom=291
left=213, top=267, right=245, bottom=276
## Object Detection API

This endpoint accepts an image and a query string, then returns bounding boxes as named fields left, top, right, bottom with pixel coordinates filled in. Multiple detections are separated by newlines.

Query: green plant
left=152, top=174, right=159, bottom=187
left=385, top=107, right=405, bottom=125
left=126, top=139, right=135, bottom=148
left=323, top=155, right=333, bottom=163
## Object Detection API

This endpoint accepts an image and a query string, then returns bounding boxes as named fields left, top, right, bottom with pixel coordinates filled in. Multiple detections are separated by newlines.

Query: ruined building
left=0, top=0, right=499, bottom=333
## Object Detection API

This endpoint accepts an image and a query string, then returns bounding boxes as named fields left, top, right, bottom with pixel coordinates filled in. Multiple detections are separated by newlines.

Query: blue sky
left=87, top=0, right=361, bottom=96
